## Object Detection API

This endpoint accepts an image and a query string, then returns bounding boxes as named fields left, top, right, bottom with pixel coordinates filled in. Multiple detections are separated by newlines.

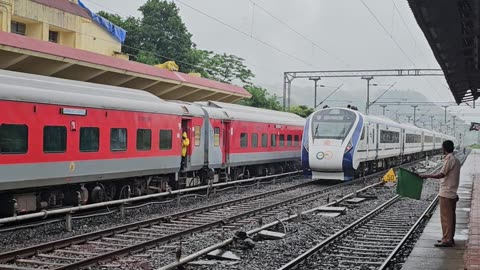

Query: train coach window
left=111, top=128, right=127, bottom=151
left=262, top=133, right=268, bottom=147
left=159, top=130, right=172, bottom=150
left=406, top=134, right=422, bottom=143
left=80, top=127, right=99, bottom=152
left=214, top=128, right=220, bottom=147
left=251, top=133, right=258, bottom=148
left=136, top=129, right=151, bottom=151
left=240, top=133, right=248, bottom=148
left=194, top=126, right=201, bottom=146
left=44, top=126, right=67, bottom=153
left=287, top=135, right=292, bottom=146
left=0, top=124, right=28, bottom=154
left=279, top=135, right=285, bottom=147
left=271, top=134, right=277, bottom=147
left=294, top=135, right=299, bottom=146
left=380, top=130, right=399, bottom=144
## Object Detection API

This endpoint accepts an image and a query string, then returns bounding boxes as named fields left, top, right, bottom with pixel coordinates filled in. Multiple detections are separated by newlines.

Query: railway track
left=0, top=177, right=353, bottom=269
left=278, top=195, right=437, bottom=270
left=0, top=158, right=434, bottom=270
left=277, top=152, right=469, bottom=270
left=0, top=171, right=304, bottom=233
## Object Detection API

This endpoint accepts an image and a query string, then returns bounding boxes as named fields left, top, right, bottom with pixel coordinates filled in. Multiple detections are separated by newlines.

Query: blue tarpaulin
left=78, top=0, right=126, bottom=43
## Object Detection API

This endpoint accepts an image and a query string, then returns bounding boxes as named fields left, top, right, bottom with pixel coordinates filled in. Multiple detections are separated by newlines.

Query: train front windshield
left=312, top=109, right=356, bottom=141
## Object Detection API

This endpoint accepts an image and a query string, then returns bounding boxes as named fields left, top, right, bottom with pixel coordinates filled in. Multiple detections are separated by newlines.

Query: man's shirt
left=439, top=153, right=461, bottom=199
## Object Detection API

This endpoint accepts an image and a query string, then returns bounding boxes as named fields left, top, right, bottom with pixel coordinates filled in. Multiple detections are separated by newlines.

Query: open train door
left=181, top=118, right=192, bottom=168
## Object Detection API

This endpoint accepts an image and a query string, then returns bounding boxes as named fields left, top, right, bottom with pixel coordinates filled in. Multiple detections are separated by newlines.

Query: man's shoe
left=434, top=242, right=453, bottom=247
left=437, top=239, right=455, bottom=245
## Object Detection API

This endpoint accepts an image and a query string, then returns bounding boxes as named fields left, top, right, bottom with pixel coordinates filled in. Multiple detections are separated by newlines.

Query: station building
left=0, top=0, right=250, bottom=102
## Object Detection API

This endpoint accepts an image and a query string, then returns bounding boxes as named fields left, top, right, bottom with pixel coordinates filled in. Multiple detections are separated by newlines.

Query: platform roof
left=408, top=0, right=480, bottom=104
left=0, top=32, right=250, bottom=103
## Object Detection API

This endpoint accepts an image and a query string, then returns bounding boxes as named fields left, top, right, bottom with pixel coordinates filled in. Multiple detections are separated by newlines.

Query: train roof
left=195, top=101, right=305, bottom=126
left=322, top=107, right=452, bottom=137
left=0, top=69, right=185, bottom=115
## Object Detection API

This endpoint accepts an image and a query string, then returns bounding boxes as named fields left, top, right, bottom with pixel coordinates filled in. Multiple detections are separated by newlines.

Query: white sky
left=83, top=0, right=480, bottom=127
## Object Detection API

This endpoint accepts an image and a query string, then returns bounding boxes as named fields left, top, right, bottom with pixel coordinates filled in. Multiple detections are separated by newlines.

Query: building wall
left=0, top=0, right=124, bottom=58
left=0, top=0, right=13, bottom=32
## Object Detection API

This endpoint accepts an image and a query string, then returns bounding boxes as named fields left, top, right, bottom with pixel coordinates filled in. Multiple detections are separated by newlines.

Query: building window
left=261, top=133, right=268, bottom=147
left=294, top=135, right=300, bottom=146
left=240, top=133, right=248, bottom=148
left=271, top=134, right=277, bottom=147
left=44, top=126, right=67, bottom=153
left=194, top=126, right=201, bottom=146
left=160, top=130, right=172, bottom=150
left=214, top=127, right=220, bottom=147
left=0, top=124, right=28, bottom=154
left=11, top=21, right=26, bottom=36
left=80, top=127, right=99, bottom=152
left=251, top=133, right=258, bottom=148
left=110, top=128, right=127, bottom=151
left=279, top=134, right=285, bottom=147
left=49, top=31, right=59, bottom=43
left=136, top=129, right=151, bottom=151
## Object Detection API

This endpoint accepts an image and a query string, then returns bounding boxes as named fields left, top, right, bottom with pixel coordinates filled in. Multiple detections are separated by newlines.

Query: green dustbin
left=396, top=167, right=424, bottom=200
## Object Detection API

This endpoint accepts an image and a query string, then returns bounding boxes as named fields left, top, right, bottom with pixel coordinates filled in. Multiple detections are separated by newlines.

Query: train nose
left=309, top=142, right=345, bottom=172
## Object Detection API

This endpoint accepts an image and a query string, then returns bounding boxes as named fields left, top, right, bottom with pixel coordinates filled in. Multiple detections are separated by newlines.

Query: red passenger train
left=0, top=70, right=305, bottom=215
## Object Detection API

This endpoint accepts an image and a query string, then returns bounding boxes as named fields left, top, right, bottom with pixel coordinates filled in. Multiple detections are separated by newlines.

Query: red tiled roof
left=0, top=32, right=250, bottom=97
left=32, top=0, right=90, bottom=19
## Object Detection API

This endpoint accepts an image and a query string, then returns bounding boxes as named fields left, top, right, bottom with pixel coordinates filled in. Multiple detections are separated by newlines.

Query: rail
left=0, top=171, right=300, bottom=225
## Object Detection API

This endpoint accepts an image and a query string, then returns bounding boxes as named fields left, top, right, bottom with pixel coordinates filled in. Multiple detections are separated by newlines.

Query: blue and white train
left=302, top=107, right=454, bottom=180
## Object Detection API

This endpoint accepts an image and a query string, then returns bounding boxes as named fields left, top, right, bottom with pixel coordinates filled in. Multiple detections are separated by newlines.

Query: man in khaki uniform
left=420, top=140, right=460, bottom=247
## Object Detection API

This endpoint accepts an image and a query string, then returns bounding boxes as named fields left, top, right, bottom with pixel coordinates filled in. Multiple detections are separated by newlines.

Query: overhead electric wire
left=247, top=0, right=350, bottom=67
left=360, top=0, right=416, bottom=67
left=370, top=82, right=397, bottom=105
left=360, top=0, right=457, bottom=104
left=174, top=0, right=318, bottom=68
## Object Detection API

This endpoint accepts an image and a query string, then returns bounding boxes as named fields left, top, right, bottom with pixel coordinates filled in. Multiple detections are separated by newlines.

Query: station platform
left=402, top=150, right=480, bottom=270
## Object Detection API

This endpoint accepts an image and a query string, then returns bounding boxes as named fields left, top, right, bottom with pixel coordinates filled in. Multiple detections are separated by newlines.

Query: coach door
left=181, top=119, right=192, bottom=167
left=400, top=129, right=405, bottom=157
left=222, top=121, right=231, bottom=165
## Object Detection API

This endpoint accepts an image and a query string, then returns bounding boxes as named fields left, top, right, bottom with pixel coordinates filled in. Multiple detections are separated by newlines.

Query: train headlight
left=344, top=141, right=353, bottom=154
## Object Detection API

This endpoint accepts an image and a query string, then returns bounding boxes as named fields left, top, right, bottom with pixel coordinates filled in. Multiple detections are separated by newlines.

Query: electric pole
left=430, top=116, right=435, bottom=130
left=380, top=105, right=387, bottom=116
left=309, top=77, right=321, bottom=108
left=442, top=105, right=448, bottom=125
left=452, top=116, right=456, bottom=137
left=411, top=105, right=418, bottom=125
left=361, top=76, right=374, bottom=114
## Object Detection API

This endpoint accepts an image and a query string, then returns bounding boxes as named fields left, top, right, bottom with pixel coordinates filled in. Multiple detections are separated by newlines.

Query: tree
left=195, top=51, right=254, bottom=84
left=238, top=85, right=282, bottom=110
left=99, top=1, right=197, bottom=72
left=99, top=1, right=254, bottom=83
left=289, top=105, right=314, bottom=118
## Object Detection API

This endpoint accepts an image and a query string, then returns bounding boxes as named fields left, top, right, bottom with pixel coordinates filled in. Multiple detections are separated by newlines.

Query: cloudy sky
left=83, top=0, right=479, bottom=135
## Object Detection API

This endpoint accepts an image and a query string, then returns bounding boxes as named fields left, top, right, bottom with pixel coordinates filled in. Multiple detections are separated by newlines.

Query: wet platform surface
left=402, top=150, right=479, bottom=270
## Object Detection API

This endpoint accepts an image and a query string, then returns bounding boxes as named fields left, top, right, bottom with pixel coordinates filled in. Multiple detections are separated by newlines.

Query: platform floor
left=402, top=150, right=479, bottom=270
